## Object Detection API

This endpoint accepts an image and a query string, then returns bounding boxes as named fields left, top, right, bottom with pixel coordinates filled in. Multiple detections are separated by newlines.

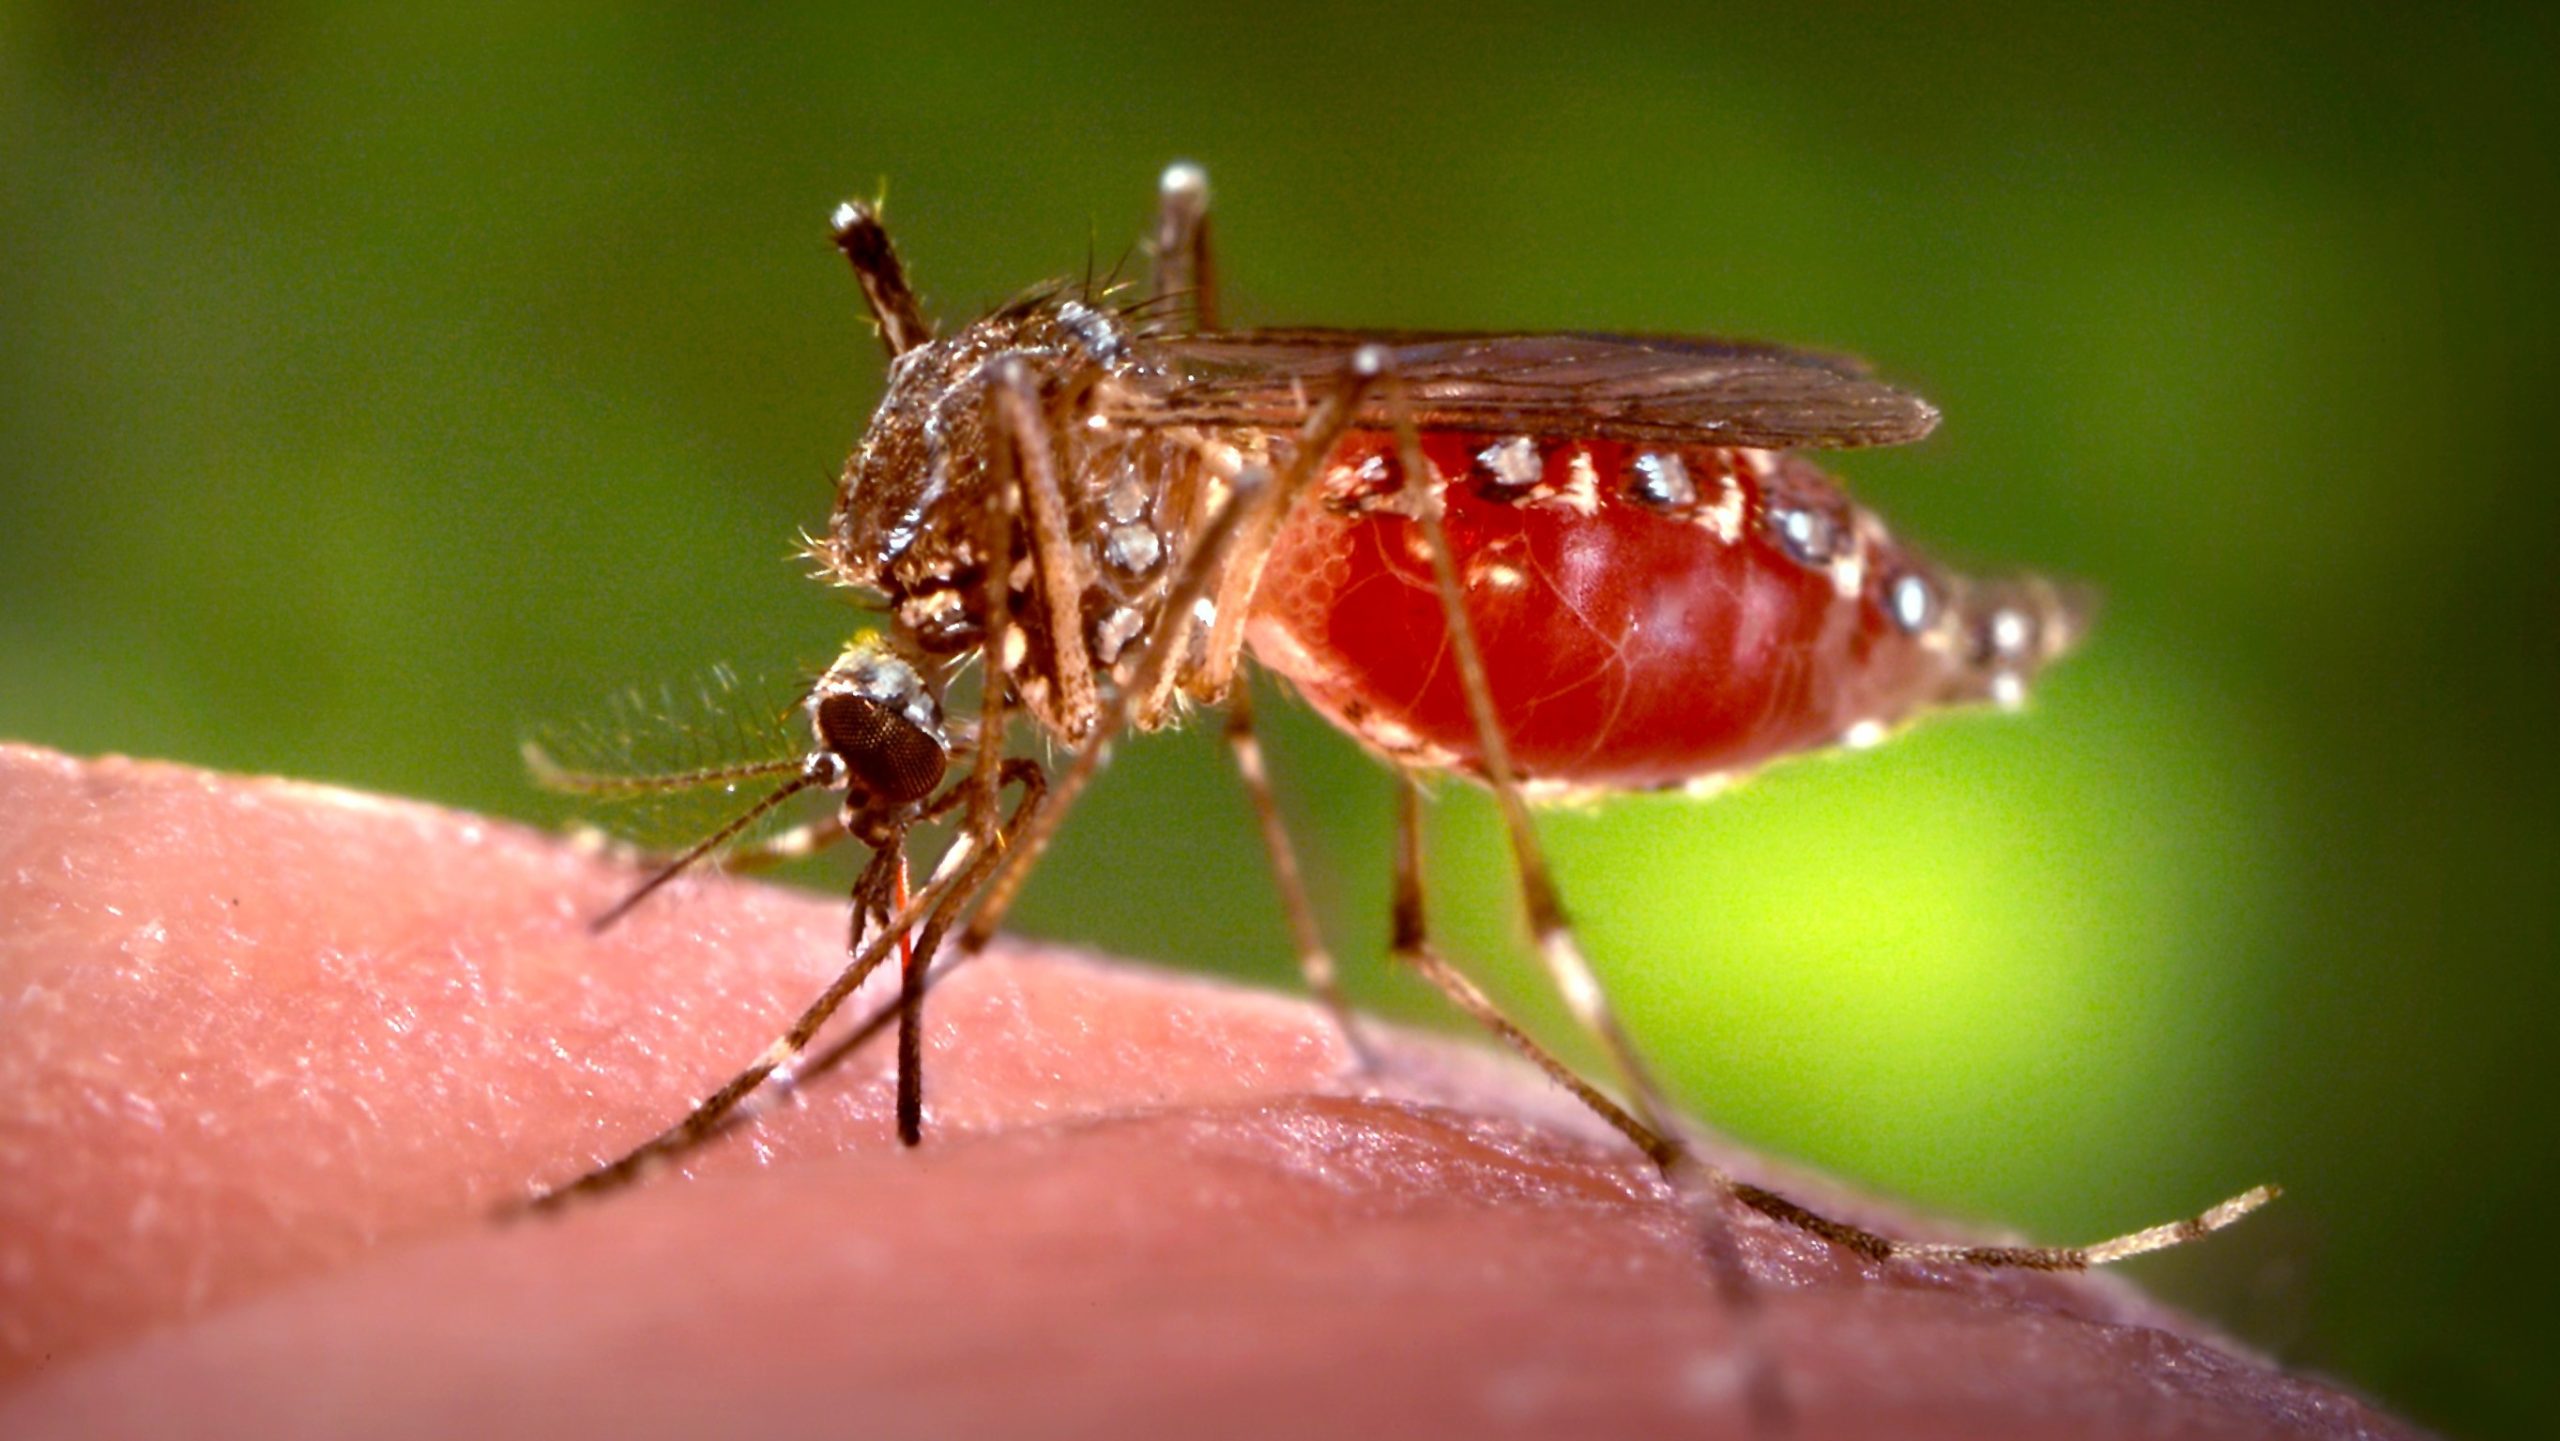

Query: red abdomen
left=1246, top=431, right=2079, bottom=791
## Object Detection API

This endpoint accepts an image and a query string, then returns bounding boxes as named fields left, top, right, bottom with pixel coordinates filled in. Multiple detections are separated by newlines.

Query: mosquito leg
left=1728, top=1179, right=2282, bottom=1272
left=512, top=839, right=977, bottom=1215
left=853, top=343, right=1087, bottom=1150
left=1387, top=781, right=1674, bottom=1165
left=951, top=349, right=1387, bottom=959
left=990, top=361, right=1100, bottom=737
left=1372, top=396, right=2279, bottom=1275
left=1363, top=365, right=1786, bottom=1421
left=876, top=379, right=1053, bottom=1148
left=868, top=337, right=1096, bottom=1149
left=1388, top=788, right=2280, bottom=1275
left=889, top=758, right=1045, bottom=1150
left=831, top=198, right=934, bottom=359
left=888, top=761, right=1048, bottom=1144
left=955, top=352, right=1386, bottom=945
left=1149, top=160, right=1217, bottom=333
left=1376, top=370, right=1683, bottom=1140
left=1388, top=778, right=1791, bottom=1430
left=766, top=756, right=1034, bottom=1117
left=588, top=757, right=1042, bottom=1172
left=1222, top=678, right=1373, bottom=1068
left=544, top=840, right=995, bottom=1197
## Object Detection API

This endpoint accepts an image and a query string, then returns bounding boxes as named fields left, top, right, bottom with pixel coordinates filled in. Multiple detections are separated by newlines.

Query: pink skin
left=0, top=743, right=2411, bottom=1439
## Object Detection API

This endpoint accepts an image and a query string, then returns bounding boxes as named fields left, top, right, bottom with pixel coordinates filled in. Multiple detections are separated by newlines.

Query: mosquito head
left=809, top=633, right=950, bottom=812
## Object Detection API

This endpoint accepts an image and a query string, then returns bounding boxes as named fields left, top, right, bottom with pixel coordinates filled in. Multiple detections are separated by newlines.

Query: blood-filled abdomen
left=1246, top=431, right=2083, bottom=792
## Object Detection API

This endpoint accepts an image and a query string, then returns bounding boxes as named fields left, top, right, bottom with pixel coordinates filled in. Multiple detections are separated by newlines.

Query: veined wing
left=1120, top=328, right=1939, bottom=451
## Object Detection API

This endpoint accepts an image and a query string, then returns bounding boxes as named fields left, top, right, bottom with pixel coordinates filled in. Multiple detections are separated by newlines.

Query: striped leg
left=1223, top=678, right=1373, bottom=1068
left=514, top=363, right=1055, bottom=1208
left=1369, top=358, right=2278, bottom=1276
left=946, top=349, right=1387, bottom=961
left=512, top=773, right=1044, bottom=1214
left=1373, top=372, right=1683, bottom=1139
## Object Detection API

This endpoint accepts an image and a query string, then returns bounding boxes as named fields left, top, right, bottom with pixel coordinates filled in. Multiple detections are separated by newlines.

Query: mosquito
left=518, top=163, right=2275, bottom=1288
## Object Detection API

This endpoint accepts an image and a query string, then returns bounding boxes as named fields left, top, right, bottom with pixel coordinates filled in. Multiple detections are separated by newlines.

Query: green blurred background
left=4, top=5, right=2551, bottom=1432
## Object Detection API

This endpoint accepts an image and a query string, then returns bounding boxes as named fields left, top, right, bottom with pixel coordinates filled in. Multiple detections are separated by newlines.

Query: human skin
left=0, top=744, right=2416, bottom=1439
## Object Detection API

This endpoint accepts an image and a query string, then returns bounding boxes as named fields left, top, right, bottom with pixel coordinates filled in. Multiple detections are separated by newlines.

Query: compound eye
left=815, top=692, right=948, bottom=807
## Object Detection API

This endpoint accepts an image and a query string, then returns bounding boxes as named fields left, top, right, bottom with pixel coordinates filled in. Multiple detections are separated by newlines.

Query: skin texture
left=0, top=743, right=2417, bottom=1440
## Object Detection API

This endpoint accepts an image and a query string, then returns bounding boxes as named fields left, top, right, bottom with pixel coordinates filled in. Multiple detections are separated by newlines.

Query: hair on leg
left=1223, top=678, right=1372, bottom=1068
left=1385, top=778, right=1790, bottom=1432
left=990, top=359, right=1101, bottom=739
left=511, top=836, right=969, bottom=1215
left=1377, top=371, right=1683, bottom=1137
left=950, top=348, right=1389, bottom=959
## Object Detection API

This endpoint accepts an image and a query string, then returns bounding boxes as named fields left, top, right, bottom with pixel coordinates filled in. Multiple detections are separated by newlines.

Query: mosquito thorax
left=818, top=292, right=1212, bottom=745
left=808, top=637, right=950, bottom=813
left=821, top=299, right=1136, bottom=639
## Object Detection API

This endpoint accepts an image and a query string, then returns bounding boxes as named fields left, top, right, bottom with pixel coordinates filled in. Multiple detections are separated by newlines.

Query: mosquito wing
left=1123, top=328, right=1939, bottom=451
